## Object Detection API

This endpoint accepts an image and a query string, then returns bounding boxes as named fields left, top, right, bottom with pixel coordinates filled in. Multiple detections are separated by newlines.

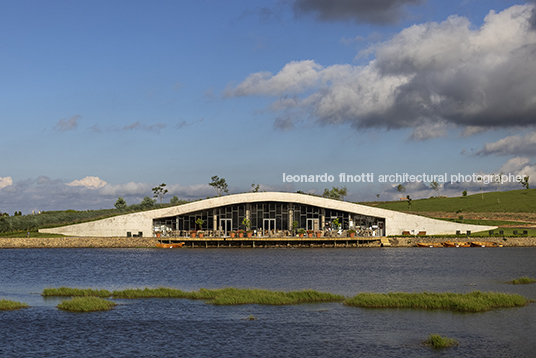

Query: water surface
left=1, top=248, right=535, bottom=357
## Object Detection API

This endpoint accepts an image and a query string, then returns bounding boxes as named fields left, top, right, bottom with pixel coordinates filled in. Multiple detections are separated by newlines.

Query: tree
left=140, top=196, right=155, bottom=209
left=462, top=190, right=467, bottom=197
left=494, top=172, right=504, bottom=191
left=152, top=183, right=168, bottom=204
left=170, top=195, right=180, bottom=205
left=396, top=184, right=406, bottom=196
left=114, top=197, right=127, bottom=209
left=520, top=175, right=530, bottom=189
left=209, top=175, right=228, bottom=196
left=376, top=193, right=380, bottom=201
left=406, top=195, right=412, bottom=211
left=251, top=183, right=260, bottom=192
left=430, top=181, right=440, bottom=197
left=322, top=186, right=348, bottom=200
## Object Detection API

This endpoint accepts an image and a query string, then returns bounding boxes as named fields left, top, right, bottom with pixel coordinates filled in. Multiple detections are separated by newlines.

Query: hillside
left=361, top=189, right=536, bottom=214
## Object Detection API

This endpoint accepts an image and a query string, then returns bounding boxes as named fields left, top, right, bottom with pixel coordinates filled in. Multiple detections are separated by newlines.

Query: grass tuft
left=424, top=334, right=458, bottom=349
left=343, top=291, right=531, bottom=312
left=0, top=299, right=30, bottom=310
left=111, top=287, right=344, bottom=305
left=511, top=276, right=536, bottom=285
left=57, top=296, right=117, bottom=312
left=42, top=287, right=112, bottom=298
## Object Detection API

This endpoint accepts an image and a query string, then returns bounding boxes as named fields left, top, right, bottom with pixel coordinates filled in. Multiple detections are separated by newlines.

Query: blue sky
left=1, top=0, right=536, bottom=214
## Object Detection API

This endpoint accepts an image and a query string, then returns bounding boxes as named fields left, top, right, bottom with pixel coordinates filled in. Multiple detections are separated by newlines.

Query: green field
left=362, top=189, right=536, bottom=213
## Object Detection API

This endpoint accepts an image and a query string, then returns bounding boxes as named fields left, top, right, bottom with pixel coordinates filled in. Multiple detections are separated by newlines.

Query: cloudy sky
left=2, top=0, right=536, bottom=214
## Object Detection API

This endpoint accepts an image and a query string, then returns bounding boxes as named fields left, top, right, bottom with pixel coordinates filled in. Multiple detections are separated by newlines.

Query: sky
left=1, top=0, right=536, bottom=214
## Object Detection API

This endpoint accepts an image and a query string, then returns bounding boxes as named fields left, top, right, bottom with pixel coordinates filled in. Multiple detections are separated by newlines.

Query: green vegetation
left=112, top=287, right=344, bottom=305
left=42, top=287, right=112, bottom=298
left=343, top=291, right=531, bottom=312
left=511, top=277, right=536, bottom=285
left=112, top=287, right=194, bottom=299
left=424, top=334, right=458, bottom=349
left=208, top=288, right=344, bottom=305
left=57, top=297, right=117, bottom=312
left=0, top=299, right=29, bottom=310
left=362, top=189, right=536, bottom=213
left=0, top=199, right=189, bottom=235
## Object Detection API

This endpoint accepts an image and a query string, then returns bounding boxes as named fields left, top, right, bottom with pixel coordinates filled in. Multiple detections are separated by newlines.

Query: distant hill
left=360, top=189, right=536, bottom=213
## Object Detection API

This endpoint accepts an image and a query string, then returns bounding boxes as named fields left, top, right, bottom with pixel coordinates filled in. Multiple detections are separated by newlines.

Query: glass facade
left=153, top=201, right=385, bottom=237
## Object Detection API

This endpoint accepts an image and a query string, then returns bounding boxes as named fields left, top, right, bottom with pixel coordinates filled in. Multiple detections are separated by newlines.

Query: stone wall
left=388, top=236, right=536, bottom=247
left=1, top=236, right=536, bottom=248
left=0, top=237, right=159, bottom=249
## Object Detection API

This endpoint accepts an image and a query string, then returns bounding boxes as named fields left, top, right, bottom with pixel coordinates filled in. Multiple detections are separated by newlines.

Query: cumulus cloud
left=55, top=115, right=81, bottom=132
left=66, top=176, right=108, bottom=189
left=293, top=0, right=426, bottom=25
left=227, top=4, right=536, bottom=139
left=0, top=177, right=13, bottom=189
left=476, top=131, right=536, bottom=156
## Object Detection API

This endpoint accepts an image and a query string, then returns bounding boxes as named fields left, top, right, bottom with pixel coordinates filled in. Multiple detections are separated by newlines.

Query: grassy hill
left=361, top=189, right=536, bottom=213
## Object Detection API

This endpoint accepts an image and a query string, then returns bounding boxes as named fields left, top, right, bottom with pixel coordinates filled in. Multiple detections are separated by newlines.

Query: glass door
left=220, top=219, right=232, bottom=237
left=263, top=219, right=275, bottom=236
left=307, top=219, right=319, bottom=231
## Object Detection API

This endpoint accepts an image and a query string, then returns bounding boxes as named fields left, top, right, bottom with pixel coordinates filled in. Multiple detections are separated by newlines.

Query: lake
left=1, top=247, right=535, bottom=357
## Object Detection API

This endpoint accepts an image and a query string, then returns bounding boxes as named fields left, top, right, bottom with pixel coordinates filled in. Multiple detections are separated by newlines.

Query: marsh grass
left=57, top=297, right=117, bottom=312
left=208, top=288, right=345, bottom=305
left=424, top=334, right=458, bottom=349
left=0, top=299, right=29, bottom=310
left=42, top=287, right=112, bottom=298
left=343, top=291, right=531, bottom=312
left=111, top=287, right=344, bottom=305
left=511, top=276, right=536, bottom=285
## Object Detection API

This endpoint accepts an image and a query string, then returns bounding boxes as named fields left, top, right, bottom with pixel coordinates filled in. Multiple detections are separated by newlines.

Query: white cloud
left=0, top=177, right=13, bottom=189
left=477, top=131, right=536, bottom=156
left=66, top=176, right=108, bottom=189
left=226, top=4, right=536, bottom=135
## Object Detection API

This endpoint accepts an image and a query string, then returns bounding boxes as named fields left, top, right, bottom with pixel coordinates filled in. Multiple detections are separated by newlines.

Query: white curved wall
left=39, top=192, right=496, bottom=237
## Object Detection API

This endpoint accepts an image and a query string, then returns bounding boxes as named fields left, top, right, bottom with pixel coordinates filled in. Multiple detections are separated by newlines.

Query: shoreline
left=1, top=236, right=536, bottom=248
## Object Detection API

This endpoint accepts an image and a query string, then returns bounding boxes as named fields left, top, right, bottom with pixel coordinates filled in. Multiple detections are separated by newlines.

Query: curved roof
left=40, top=192, right=496, bottom=237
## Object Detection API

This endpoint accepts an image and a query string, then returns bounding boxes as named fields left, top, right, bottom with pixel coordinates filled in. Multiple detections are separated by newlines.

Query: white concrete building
left=39, top=192, right=496, bottom=238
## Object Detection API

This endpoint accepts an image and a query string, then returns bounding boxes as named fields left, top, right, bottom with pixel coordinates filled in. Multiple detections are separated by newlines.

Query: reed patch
left=57, top=297, right=117, bottom=312
left=42, top=287, right=112, bottom=298
left=510, top=276, right=536, bottom=285
left=343, top=291, right=531, bottom=312
left=0, top=299, right=29, bottom=310
left=424, top=334, right=458, bottom=349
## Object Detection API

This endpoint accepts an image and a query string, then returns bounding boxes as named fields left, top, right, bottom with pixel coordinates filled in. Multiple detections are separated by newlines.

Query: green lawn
left=361, top=189, right=536, bottom=213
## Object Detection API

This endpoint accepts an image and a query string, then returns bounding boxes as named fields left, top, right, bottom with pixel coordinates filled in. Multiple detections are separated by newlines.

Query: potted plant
left=229, top=230, right=236, bottom=238
left=348, top=229, right=356, bottom=238
left=306, top=230, right=314, bottom=238
left=190, top=231, right=196, bottom=238
left=292, top=220, right=298, bottom=235
left=315, top=231, right=322, bottom=238
left=246, top=230, right=253, bottom=238
left=298, top=228, right=306, bottom=238
left=155, top=231, right=162, bottom=238
left=195, top=218, right=205, bottom=237
left=197, top=230, right=204, bottom=238
left=238, top=230, right=245, bottom=238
